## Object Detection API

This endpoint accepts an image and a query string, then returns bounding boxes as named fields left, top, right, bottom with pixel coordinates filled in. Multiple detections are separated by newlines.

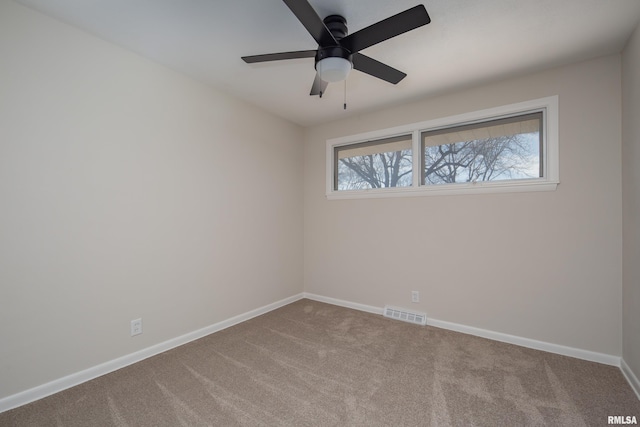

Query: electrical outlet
left=130, top=318, right=142, bottom=336
left=411, top=291, right=420, bottom=303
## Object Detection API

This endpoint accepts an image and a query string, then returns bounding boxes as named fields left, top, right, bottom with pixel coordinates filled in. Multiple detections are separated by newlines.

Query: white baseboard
left=0, top=293, right=305, bottom=414
left=303, top=293, right=621, bottom=368
left=426, top=318, right=620, bottom=366
left=621, top=358, right=640, bottom=400
left=303, top=293, right=383, bottom=315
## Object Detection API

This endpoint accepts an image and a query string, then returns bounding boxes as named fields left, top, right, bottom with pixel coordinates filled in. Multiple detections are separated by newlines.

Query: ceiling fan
left=241, top=0, right=431, bottom=98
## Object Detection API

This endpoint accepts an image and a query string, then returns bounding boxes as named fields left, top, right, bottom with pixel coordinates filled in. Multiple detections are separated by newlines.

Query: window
left=335, top=134, right=413, bottom=190
left=326, top=96, right=558, bottom=199
left=421, top=112, right=542, bottom=185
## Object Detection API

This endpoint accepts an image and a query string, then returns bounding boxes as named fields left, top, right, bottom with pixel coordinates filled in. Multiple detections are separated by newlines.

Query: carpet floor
left=1, top=299, right=639, bottom=426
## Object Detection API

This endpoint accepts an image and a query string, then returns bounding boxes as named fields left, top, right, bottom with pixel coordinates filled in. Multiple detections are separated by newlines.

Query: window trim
left=326, top=96, right=559, bottom=199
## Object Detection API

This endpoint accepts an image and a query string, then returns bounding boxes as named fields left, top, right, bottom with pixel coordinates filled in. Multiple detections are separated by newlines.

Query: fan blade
left=242, top=50, right=316, bottom=63
left=340, top=5, right=430, bottom=53
left=282, top=0, right=337, bottom=47
left=310, top=73, right=328, bottom=96
left=352, top=53, right=406, bottom=84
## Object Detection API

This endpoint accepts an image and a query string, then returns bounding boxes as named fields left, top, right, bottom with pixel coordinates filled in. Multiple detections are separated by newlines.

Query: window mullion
left=412, top=130, right=420, bottom=188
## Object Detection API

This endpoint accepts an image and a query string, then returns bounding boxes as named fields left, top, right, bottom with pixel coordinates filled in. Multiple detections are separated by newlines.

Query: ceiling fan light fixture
left=316, top=57, right=352, bottom=83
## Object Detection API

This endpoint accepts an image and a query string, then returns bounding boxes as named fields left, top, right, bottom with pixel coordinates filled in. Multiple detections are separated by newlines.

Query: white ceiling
left=16, top=0, right=640, bottom=127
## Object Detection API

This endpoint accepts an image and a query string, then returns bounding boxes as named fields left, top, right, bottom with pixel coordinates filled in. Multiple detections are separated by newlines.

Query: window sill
left=326, top=179, right=559, bottom=200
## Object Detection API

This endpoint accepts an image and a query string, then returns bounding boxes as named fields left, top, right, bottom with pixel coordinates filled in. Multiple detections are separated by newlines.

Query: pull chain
left=343, top=79, right=347, bottom=110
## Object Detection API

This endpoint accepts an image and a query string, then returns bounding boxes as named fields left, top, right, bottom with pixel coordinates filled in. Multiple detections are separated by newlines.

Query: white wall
left=304, top=55, right=623, bottom=357
left=622, top=22, right=640, bottom=382
left=0, top=1, right=303, bottom=399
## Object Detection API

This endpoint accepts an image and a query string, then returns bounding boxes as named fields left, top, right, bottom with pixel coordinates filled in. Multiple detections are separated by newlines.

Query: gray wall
left=2, top=0, right=639, bottom=404
left=304, top=55, right=623, bottom=357
left=622, top=21, right=640, bottom=387
left=0, top=1, right=303, bottom=399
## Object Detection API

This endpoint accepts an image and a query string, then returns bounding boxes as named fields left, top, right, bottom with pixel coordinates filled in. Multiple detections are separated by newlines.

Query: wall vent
left=383, top=305, right=427, bottom=326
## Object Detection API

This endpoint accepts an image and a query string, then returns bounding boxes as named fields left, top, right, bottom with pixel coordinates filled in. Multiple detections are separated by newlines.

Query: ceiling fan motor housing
left=315, top=14, right=352, bottom=67
left=315, top=46, right=351, bottom=62
left=323, top=15, right=348, bottom=40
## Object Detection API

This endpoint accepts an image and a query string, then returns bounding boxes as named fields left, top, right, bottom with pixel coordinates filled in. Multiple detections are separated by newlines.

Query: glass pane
left=335, top=134, right=413, bottom=190
left=421, top=112, right=542, bottom=185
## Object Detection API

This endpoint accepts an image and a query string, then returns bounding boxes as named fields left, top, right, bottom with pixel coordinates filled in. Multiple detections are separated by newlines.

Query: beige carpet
left=1, top=299, right=639, bottom=426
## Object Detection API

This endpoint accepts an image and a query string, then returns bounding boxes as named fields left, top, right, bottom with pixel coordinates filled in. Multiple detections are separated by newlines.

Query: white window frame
left=326, top=96, right=559, bottom=200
